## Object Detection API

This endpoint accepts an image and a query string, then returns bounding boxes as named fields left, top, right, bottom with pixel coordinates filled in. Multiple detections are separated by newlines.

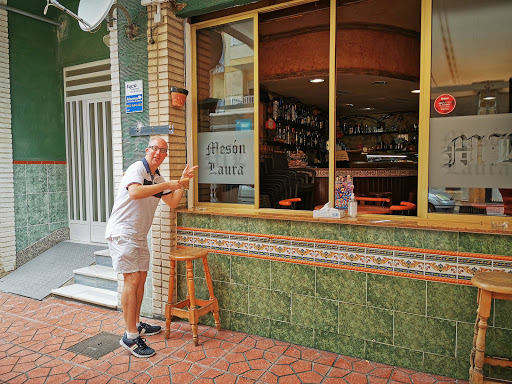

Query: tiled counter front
left=172, top=213, right=512, bottom=380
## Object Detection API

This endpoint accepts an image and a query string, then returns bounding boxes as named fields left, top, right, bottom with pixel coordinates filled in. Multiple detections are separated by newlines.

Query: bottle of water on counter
left=348, top=193, right=357, bottom=218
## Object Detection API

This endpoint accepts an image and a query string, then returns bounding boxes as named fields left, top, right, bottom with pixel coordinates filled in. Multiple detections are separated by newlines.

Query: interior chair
left=279, top=197, right=302, bottom=209
left=368, top=192, right=392, bottom=206
left=271, top=152, right=315, bottom=210
left=355, top=196, right=391, bottom=206
left=260, top=159, right=296, bottom=208
left=389, top=201, right=416, bottom=215
left=294, top=168, right=315, bottom=210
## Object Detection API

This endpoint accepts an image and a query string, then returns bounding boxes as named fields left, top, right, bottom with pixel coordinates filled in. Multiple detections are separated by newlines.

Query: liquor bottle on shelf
left=272, top=99, right=279, bottom=120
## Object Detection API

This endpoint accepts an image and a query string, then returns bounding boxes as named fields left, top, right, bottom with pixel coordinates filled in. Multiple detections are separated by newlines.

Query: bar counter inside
left=313, top=163, right=418, bottom=208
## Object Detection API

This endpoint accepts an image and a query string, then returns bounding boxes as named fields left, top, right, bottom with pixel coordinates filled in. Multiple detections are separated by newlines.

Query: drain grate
left=67, top=332, right=121, bottom=359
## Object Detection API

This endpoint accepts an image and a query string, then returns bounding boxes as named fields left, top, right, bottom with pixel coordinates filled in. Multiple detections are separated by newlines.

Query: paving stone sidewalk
left=0, top=291, right=469, bottom=384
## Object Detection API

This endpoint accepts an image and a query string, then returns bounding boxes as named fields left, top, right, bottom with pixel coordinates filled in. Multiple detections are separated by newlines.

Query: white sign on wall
left=197, top=130, right=254, bottom=184
left=429, top=113, right=512, bottom=188
left=125, top=80, right=143, bottom=113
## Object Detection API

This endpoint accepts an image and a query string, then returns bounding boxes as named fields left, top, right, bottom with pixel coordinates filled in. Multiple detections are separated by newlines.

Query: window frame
left=189, top=0, right=508, bottom=226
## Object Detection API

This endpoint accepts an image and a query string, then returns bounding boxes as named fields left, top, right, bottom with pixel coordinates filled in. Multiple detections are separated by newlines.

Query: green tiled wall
left=177, top=212, right=512, bottom=380
left=13, top=164, right=68, bottom=251
left=119, top=0, right=149, bottom=169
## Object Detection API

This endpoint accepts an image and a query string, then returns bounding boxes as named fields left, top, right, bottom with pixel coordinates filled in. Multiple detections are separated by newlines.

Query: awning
left=176, top=0, right=259, bottom=18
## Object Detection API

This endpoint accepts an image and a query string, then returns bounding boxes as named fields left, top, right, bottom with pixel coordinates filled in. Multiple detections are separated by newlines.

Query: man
left=105, top=137, right=197, bottom=358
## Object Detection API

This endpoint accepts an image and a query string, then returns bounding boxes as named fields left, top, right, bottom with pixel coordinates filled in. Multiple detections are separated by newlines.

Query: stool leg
left=186, top=259, right=199, bottom=346
left=470, top=289, right=482, bottom=382
left=470, top=289, right=492, bottom=384
left=202, top=257, right=221, bottom=331
left=165, top=260, right=176, bottom=339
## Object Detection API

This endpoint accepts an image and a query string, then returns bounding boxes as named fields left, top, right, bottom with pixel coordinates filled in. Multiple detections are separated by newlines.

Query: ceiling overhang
left=176, top=0, right=259, bottom=18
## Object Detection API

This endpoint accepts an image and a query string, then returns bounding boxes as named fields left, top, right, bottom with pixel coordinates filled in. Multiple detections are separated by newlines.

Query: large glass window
left=335, top=0, right=421, bottom=212
left=195, top=18, right=255, bottom=205
left=429, top=0, right=512, bottom=216
left=258, top=2, right=330, bottom=210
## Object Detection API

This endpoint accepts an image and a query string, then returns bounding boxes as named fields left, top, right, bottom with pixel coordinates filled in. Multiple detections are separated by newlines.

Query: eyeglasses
left=147, top=145, right=168, bottom=154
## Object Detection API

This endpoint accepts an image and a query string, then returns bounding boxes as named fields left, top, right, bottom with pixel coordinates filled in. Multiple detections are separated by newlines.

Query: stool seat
left=469, top=272, right=512, bottom=384
left=170, top=248, right=209, bottom=261
left=471, top=272, right=512, bottom=295
left=165, top=247, right=221, bottom=346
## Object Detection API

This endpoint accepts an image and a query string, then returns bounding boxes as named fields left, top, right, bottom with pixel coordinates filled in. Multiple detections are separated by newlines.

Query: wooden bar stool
left=165, top=247, right=221, bottom=346
left=470, top=272, right=512, bottom=384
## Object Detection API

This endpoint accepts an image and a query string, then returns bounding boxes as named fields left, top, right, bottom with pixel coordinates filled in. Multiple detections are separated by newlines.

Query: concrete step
left=51, top=284, right=118, bottom=309
left=94, top=249, right=112, bottom=267
left=73, top=265, right=118, bottom=291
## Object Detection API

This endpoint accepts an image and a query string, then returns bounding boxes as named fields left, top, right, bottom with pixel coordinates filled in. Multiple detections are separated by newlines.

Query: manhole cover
left=67, top=332, right=121, bottom=359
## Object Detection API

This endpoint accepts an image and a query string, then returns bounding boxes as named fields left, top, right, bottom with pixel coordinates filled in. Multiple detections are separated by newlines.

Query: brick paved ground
left=0, top=292, right=469, bottom=384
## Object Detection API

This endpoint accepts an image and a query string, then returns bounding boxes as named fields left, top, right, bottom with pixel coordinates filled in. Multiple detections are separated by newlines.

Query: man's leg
left=119, top=270, right=156, bottom=357
left=122, top=271, right=143, bottom=335
left=134, top=271, right=162, bottom=336
left=134, top=271, right=147, bottom=325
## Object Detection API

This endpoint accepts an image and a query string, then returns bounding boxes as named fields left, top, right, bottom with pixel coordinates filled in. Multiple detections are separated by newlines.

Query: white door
left=64, top=60, right=113, bottom=243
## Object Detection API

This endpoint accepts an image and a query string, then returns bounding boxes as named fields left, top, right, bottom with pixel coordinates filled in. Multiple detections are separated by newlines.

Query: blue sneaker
left=120, top=334, right=155, bottom=358
left=138, top=322, right=162, bottom=336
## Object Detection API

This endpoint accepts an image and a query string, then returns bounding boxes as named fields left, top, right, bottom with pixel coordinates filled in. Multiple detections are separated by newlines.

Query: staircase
left=51, top=249, right=118, bottom=309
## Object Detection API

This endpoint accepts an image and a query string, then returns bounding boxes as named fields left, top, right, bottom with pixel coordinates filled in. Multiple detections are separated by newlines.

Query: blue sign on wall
left=125, top=80, right=143, bottom=113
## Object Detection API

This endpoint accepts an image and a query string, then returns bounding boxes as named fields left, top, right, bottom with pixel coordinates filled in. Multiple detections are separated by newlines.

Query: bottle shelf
left=340, top=130, right=418, bottom=136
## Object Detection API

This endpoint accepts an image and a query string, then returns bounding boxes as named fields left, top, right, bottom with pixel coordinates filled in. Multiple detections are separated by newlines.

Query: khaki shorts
left=107, top=236, right=150, bottom=274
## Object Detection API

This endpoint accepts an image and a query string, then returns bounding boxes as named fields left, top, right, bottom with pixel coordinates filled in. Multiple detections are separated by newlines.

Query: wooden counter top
left=177, top=206, right=511, bottom=235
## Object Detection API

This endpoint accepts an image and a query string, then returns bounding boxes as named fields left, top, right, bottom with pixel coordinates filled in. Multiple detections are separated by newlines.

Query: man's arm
left=128, top=180, right=181, bottom=200
left=160, top=165, right=198, bottom=208
left=161, top=187, right=185, bottom=208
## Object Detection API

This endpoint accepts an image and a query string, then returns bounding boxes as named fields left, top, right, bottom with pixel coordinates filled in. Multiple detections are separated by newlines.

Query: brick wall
left=145, top=4, right=187, bottom=317
left=0, top=2, right=16, bottom=273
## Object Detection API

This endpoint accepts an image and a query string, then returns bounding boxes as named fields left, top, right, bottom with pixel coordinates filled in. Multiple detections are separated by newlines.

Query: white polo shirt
left=105, top=158, right=171, bottom=241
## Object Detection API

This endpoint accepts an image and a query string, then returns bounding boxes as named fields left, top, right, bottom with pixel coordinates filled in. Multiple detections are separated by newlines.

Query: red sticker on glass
left=434, top=94, right=456, bottom=115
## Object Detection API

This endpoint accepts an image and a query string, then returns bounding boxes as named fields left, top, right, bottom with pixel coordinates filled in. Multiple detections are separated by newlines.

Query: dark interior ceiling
left=202, top=0, right=510, bottom=117
left=259, top=0, right=421, bottom=117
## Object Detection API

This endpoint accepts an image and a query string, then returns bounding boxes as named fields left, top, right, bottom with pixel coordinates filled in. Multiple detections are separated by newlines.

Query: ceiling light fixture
left=310, top=78, right=324, bottom=83
left=360, top=107, right=375, bottom=111
left=411, top=89, right=420, bottom=94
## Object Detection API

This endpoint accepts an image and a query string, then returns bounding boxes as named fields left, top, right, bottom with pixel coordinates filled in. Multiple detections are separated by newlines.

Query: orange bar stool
left=165, top=247, right=221, bottom=346
left=278, top=197, right=301, bottom=208
left=469, top=272, right=512, bottom=384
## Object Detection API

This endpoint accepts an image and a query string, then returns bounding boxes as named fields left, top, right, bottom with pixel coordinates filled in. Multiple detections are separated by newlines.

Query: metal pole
left=0, top=4, right=61, bottom=27
left=43, top=0, right=92, bottom=30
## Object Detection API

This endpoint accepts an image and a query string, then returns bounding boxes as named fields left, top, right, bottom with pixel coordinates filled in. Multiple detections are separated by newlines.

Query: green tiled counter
left=176, top=212, right=512, bottom=380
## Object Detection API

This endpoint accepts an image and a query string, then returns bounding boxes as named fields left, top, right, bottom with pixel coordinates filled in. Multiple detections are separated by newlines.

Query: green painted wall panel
left=9, top=0, right=109, bottom=161
left=9, top=6, right=64, bottom=161
left=57, top=0, right=110, bottom=68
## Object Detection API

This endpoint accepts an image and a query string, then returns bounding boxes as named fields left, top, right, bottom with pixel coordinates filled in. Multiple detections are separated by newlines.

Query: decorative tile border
left=177, top=227, right=512, bottom=285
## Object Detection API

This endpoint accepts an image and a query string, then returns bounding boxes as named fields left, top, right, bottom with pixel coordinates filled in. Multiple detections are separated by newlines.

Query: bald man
left=106, top=137, right=197, bottom=357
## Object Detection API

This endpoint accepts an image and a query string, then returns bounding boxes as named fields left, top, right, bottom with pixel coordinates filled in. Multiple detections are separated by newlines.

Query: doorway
left=64, top=59, right=114, bottom=243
